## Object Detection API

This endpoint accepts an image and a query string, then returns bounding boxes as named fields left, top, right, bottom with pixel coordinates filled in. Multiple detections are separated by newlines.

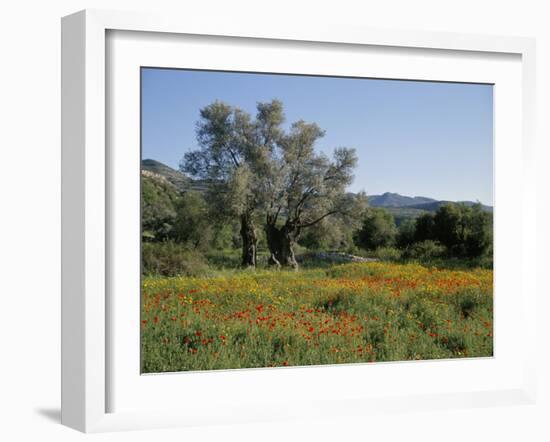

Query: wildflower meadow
left=141, top=262, right=493, bottom=372
left=140, top=74, right=494, bottom=373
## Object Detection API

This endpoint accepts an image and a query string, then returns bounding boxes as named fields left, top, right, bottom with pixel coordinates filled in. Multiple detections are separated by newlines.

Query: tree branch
left=227, top=146, right=240, bottom=168
left=297, top=210, right=338, bottom=228
left=273, top=205, right=282, bottom=225
left=294, top=186, right=316, bottom=217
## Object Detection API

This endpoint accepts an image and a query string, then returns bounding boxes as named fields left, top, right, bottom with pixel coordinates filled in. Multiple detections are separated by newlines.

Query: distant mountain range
left=142, top=159, right=493, bottom=220
left=368, top=192, right=436, bottom=208
left=369, top=192, right=492, bottom=213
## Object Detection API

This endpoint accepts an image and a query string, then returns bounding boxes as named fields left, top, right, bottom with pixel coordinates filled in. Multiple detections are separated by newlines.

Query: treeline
left=355, top=203, right=492, bottom=265
left=147, top=99, right=367, bottom=270
left=142, top=172, right=492, bottom=274
left=142, top=98, right=492, bottom=275
left=141, top=171, right=360, bottom=275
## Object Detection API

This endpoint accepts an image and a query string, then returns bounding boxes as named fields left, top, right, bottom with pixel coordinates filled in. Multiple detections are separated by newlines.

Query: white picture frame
left=61, top=9, right=537, bottom=433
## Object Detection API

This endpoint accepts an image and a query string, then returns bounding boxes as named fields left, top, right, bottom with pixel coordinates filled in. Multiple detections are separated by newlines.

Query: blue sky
left=141, top=68, right=493, bottom=205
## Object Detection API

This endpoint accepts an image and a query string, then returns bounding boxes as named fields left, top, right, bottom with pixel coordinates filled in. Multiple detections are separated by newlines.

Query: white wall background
left=0, top=1, right=548, bottom=441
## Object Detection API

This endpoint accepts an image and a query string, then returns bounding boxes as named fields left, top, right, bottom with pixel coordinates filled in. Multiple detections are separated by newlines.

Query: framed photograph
left=61, top=9, right=537, bottom=433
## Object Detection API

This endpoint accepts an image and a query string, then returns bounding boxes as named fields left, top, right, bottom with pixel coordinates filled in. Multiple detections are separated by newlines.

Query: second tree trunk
left=265, top=223, right=299, bottom=269
left=240, top=214, right=257, bottom=268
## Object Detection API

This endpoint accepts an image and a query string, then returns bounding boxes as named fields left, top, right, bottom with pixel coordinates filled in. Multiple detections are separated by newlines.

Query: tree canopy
left=140, top=98, right=493, bottom=275
left=355, top=207, right=397, bottom=251
left=181, top=99, right=365, bottom=269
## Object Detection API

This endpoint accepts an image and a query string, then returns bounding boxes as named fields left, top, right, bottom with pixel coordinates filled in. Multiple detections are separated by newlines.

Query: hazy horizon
left=142, top=68, right=493, bottom=205
left=142, top=157, right=490, bottom=206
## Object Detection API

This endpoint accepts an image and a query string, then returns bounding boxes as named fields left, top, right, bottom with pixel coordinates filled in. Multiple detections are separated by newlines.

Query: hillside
left=141, top=159, right=189, bottom=190
left=142, top=159, right=211, bottom=193
left=141, top=159, right=493, bottom=223
left=368, top=192, right=436, bottom=208
left=407, top=200, right=493, bottom=213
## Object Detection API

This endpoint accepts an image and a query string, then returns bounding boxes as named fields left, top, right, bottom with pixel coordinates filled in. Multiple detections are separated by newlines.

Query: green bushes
left=172, top=191, right=212, bottom=250
left=204, top=249, right=243, bottom=269
left=354, top=208, right=397, bottom=250
left=433, top=203, right=492, bottom=258
left=403, top=240, right=446, bottom=261
left=414, top=213, right=436, bottom=243
left=372, top=246, right=402, bottom=262
left=298, top=217, right=356, bottom=252
left=141, top=175, right=178, bottom=241
left=141, top=242, right=210, bottom=277
left=354, top=203, right=492, bottom=266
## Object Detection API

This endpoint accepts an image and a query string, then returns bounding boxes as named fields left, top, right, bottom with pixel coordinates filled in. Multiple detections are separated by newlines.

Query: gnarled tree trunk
left=265, top=223, right=299, bottom=269
left=240, top=213, right=257, bottom=268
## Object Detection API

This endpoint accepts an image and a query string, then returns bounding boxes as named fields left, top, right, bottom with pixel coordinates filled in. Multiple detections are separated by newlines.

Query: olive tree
left=181, top=101, right=260, bottom=267
left=181, top=100, right=285, bottom=267
left=183, top=99, right=365, bottom=269
left=262, top=120, right=365, bottom=268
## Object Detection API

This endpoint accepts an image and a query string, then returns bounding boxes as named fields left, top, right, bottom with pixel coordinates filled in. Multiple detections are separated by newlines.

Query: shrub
left=172, top=191, right=212, bottom=250
left=474, top=250, right=493, bottom=269
left=373, top=246, right=402, bottom=262
left=141, top=175, right=178, bottom=241
left=298, top=217, right=355, bottom=251
left=355, top=208, right=397, bottom=250
left=204, top=248, right=242, bottom=269
left=142, top=241, right=210, bottom=276
left=414, top=213, right=436, bottom=243
left=403, top=240, right=446, bottom=261
left=396, top=219, right=416, bottom=248
left=433, top=203, right=492, bottom=258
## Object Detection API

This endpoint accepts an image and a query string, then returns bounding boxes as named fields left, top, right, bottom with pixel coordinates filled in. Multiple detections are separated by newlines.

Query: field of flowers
left=141, top=262, right=493, bottom=372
